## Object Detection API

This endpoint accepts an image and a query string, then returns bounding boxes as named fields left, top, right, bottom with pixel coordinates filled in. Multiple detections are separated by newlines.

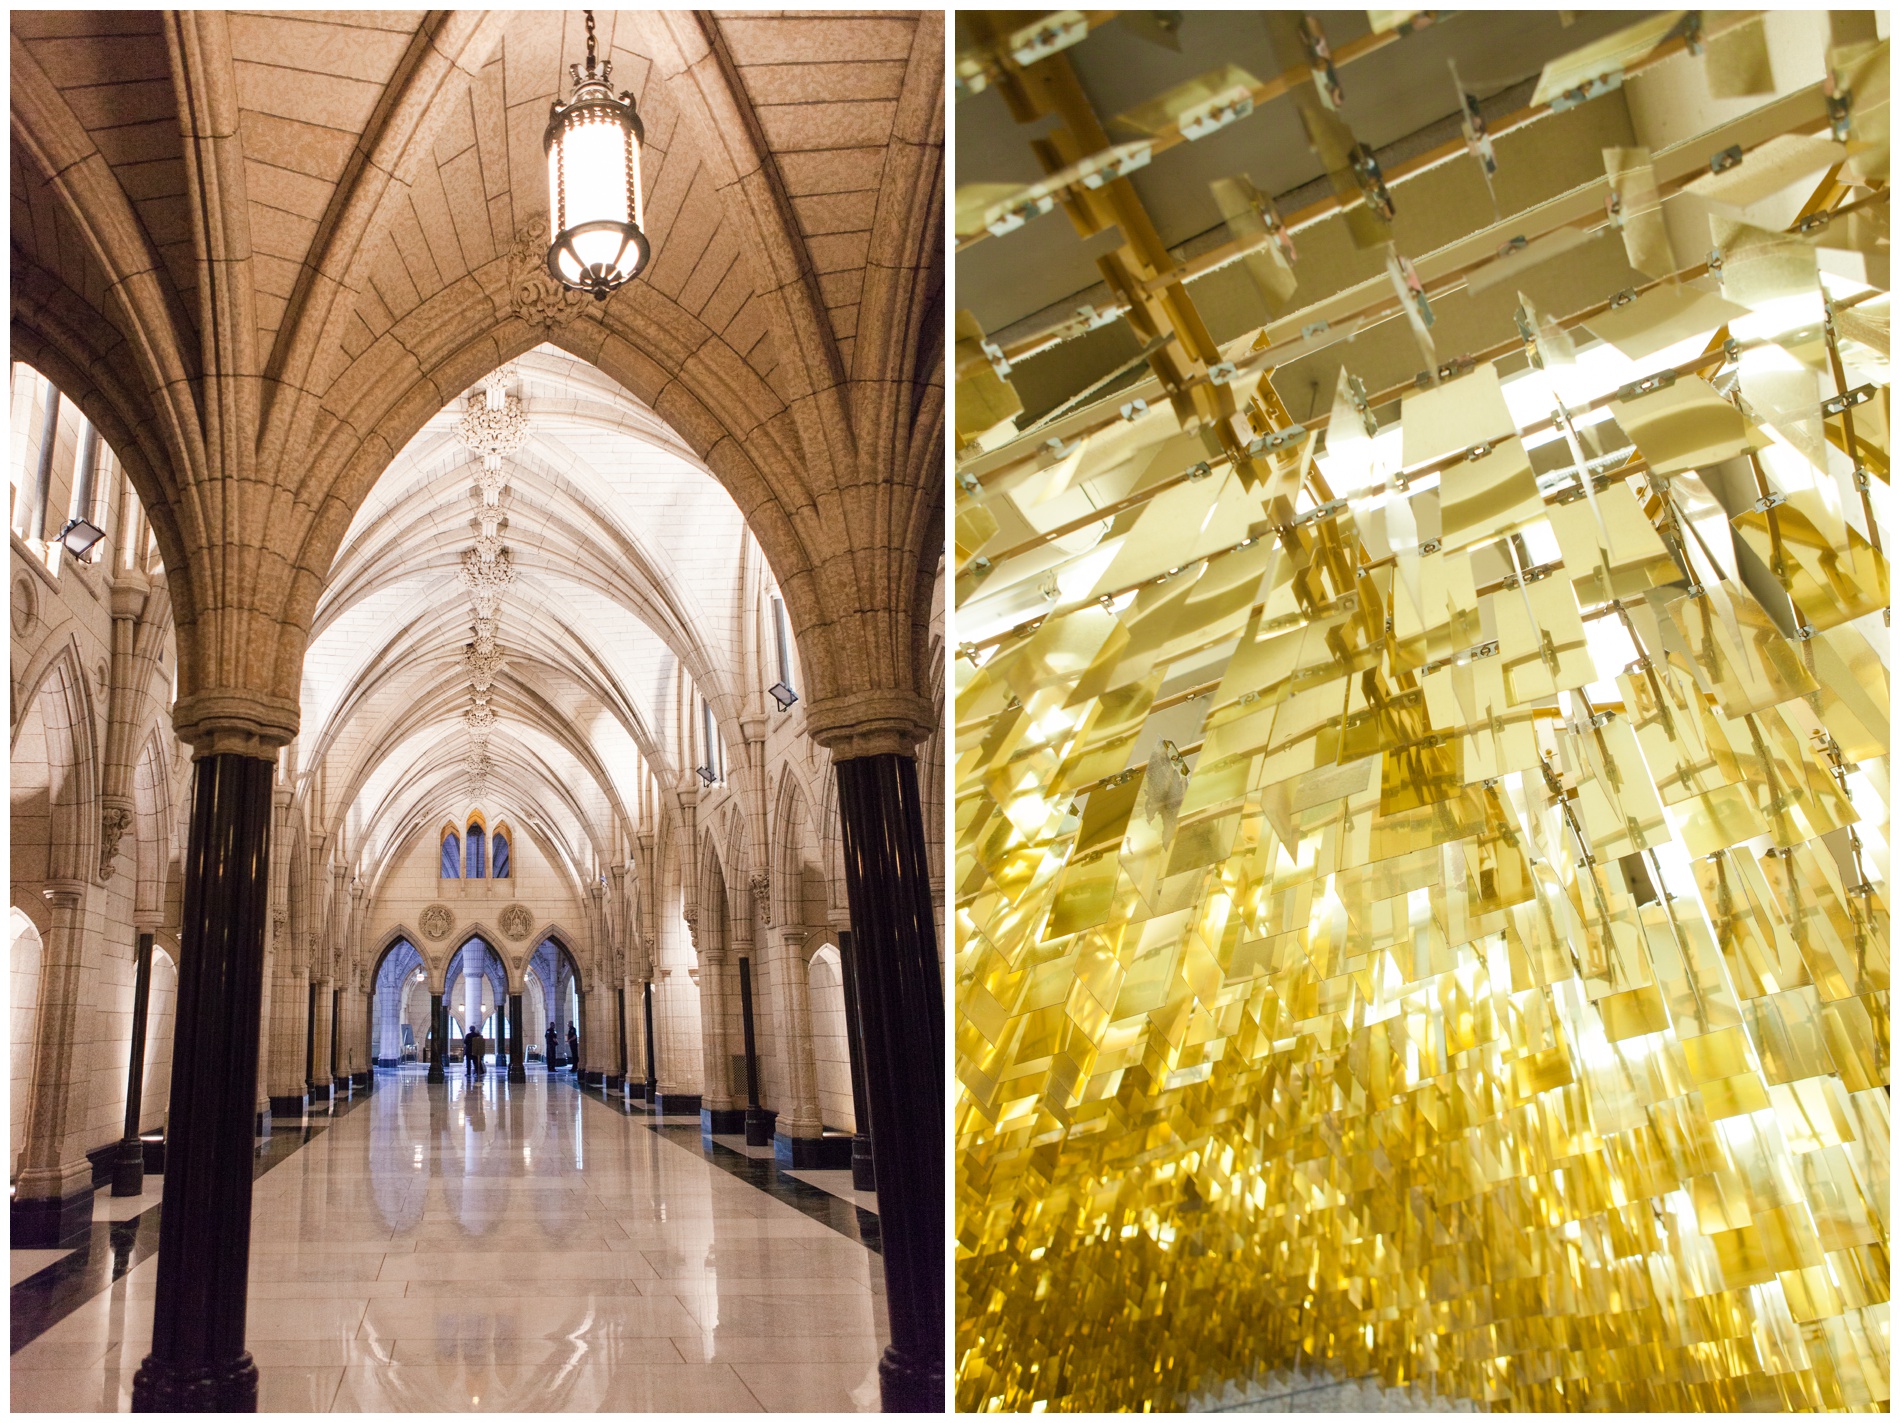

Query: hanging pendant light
left=544, top=10, right=648, bottom=299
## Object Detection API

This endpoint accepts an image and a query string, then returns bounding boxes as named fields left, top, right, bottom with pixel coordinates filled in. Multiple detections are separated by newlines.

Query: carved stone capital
left=98, top=803, right=134, bottom=880
left=799, top=688, right=935, bottom=760
left=173, top=690, right=300, bottom=760
left=747, top=871, right=773, bottom=926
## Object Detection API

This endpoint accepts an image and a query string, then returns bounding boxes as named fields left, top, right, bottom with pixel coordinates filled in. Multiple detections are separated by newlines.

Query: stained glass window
left=492, top=832, right=510, bottom=878
left=465, top=822, right=486, bottom=879
left=439, top=829, right=460, bottom=879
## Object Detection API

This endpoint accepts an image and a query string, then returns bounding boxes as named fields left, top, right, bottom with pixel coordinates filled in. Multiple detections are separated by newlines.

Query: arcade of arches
left=11, top=9, right=943, bottom=1414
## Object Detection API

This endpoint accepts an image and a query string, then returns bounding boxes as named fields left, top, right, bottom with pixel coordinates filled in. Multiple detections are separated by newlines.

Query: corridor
left=10, top=1071, right=887, bottom=1412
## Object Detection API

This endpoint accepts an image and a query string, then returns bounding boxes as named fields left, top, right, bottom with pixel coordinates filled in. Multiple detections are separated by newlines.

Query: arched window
left=440, top=827, right=461, bottom=879
left=492, top=828, right=511, bottom=879
left=465, top=821, right=486, bottom=879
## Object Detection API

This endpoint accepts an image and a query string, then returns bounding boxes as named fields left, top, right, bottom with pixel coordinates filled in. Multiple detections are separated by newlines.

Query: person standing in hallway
left=463, top=1026, right=481, bottom=1081
left=545, top=1023, right=557, bottom=1068
left=566, top=1022, right=579, bottom=1074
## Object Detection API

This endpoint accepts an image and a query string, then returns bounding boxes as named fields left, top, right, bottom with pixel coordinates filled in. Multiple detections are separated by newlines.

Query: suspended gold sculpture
left=956, top=14, right=1889, bottom=1413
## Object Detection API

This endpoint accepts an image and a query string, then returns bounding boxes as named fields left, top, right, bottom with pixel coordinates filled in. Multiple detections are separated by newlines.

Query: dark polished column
left=112, top=932, right=156, bottom=1197
left=837, top=930, right=877, bottom=1194
left=738, top=956, right=775, bottom=1146
left=426, top=992, right=445, bottom=1084
left=507, top=992, right=526, bottom=1083
left=834, top=753, right=943, bottom=1412
left=303, top=983, right=316, bottom=1100
left=131, top=753, right=273, bottom=1412
left=612, top=985, right=628, bottom=1089
left=360, top=992, right=374, bottom=1092
left=641, top=980, right=657, bottom=1103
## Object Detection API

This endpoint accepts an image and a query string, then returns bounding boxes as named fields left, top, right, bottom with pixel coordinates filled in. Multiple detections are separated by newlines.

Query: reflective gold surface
left=956, top=296, right=1890, bottom=1415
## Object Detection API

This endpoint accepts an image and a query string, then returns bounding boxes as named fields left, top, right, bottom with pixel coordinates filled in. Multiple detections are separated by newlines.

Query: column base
left=653, top=1091, right=701, bottom=1117
left=605, top=1072, right=625, bottom=1089
left=132, top=1351, right=260, bottom=1412
left=507, top=1062, right=527, bottom=1083
left=11, top=1184, right=96, bottom=1249
left=110, top=1139, right=145, bottom=1193
left=307, top=1081, right=334, bottom=1110
left=775, top=1131, right=853, bottom=1170
left=878, top=1342, right=945, bottom=1413
left=141, top=1133, right=167, bottom=1175
left=427, top=1062, right=446, bottom=1083
left=352, top=1071, right=371, bottom=1091
left=268, top=1094, right=307, bottom=1118
left=254, top=1109, right=271, bottom=1139
left=851, top=1134, right=876, bottom=1193
left=743, top=1107, right=778, bottom=1146
left=578, top=1069, right=606, bottom=1088
left=701, top=1106, right=746, bottom=1134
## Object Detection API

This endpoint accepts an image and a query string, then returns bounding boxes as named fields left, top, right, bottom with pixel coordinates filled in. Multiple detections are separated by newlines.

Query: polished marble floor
left=11, top=1069, right=889, bottom=1411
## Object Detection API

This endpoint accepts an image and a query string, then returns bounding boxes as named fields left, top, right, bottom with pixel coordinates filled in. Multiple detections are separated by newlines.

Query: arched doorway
left=368, top=938, right=428, bottom=1067
left=527, top=936, right=583, bottom=1070
left=9, top=907, right=44, bottom=1183
left=443, top=937, right=510, bottom=1071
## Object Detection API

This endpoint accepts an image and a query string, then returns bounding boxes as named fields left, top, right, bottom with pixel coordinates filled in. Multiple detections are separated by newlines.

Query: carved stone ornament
left=454, top=384, right=528, bottom=462
left=458, top=546, right=515, bottom=616
left=98, top=805, right=133, bottom=880
left=464, top=640, right=505, bottom=690
left=499, top=904, right=534, bottom=942
left=749, top=870, right=773, bottom=926
left=510, top=220, right=588, bottom=331
left=419, top=904, right=455, bottom=941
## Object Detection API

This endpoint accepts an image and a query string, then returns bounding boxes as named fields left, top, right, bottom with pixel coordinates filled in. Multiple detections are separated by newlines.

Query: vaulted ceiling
left=304, top=346, right=758, bottom=890
left=12, top=9, right=944, bottom=739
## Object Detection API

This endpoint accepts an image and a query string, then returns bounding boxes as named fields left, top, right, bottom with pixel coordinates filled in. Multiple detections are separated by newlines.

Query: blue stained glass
left=466, top=824, right=486, bottom=879
left=493, top=833, right=510, bottom=878
left=441, top=831, right=461, bottom=878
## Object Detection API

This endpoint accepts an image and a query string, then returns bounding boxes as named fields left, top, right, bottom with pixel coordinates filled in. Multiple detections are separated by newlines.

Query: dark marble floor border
left=577, top=1082, right=883, bottom=1255
left=10, top=1091, right=365, bottom=1355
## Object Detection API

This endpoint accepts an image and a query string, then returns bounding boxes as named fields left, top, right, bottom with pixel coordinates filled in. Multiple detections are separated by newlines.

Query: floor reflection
left=10, top=1067, right=887, bottom=1412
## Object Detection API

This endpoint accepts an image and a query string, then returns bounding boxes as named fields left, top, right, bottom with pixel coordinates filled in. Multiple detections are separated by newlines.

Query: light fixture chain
left=584, top=9, right=596, bottom=72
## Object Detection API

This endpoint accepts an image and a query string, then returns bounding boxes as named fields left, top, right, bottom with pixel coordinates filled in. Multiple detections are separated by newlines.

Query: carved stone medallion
left=499, top=904, right=534, bottom=942
left=419, top=904, right=454, bottom=941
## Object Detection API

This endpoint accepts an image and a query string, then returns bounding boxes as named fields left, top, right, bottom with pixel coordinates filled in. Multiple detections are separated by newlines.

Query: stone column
left=308, top=976, right=335, bottom=1107
left=346, top=880, right=368, bottom=1089
left=583, top=884, right=608, bottom=1086
left=11, top=883, right=99, bottom=1248
left=697, top=945, right=739, bottom=1131
left=607, top=865, right=630, bottom=1091
left=462, top=939, right=485, bottom=1081
left=112, top=931, right=156, bottom=1195
left=266, top=787, right=306, bottom=1116
left=131, top=746, right=276, bottom=1411
left=824, top=723, right=945, bottom=1412
left=772, top=928, right=826, bottom=1165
